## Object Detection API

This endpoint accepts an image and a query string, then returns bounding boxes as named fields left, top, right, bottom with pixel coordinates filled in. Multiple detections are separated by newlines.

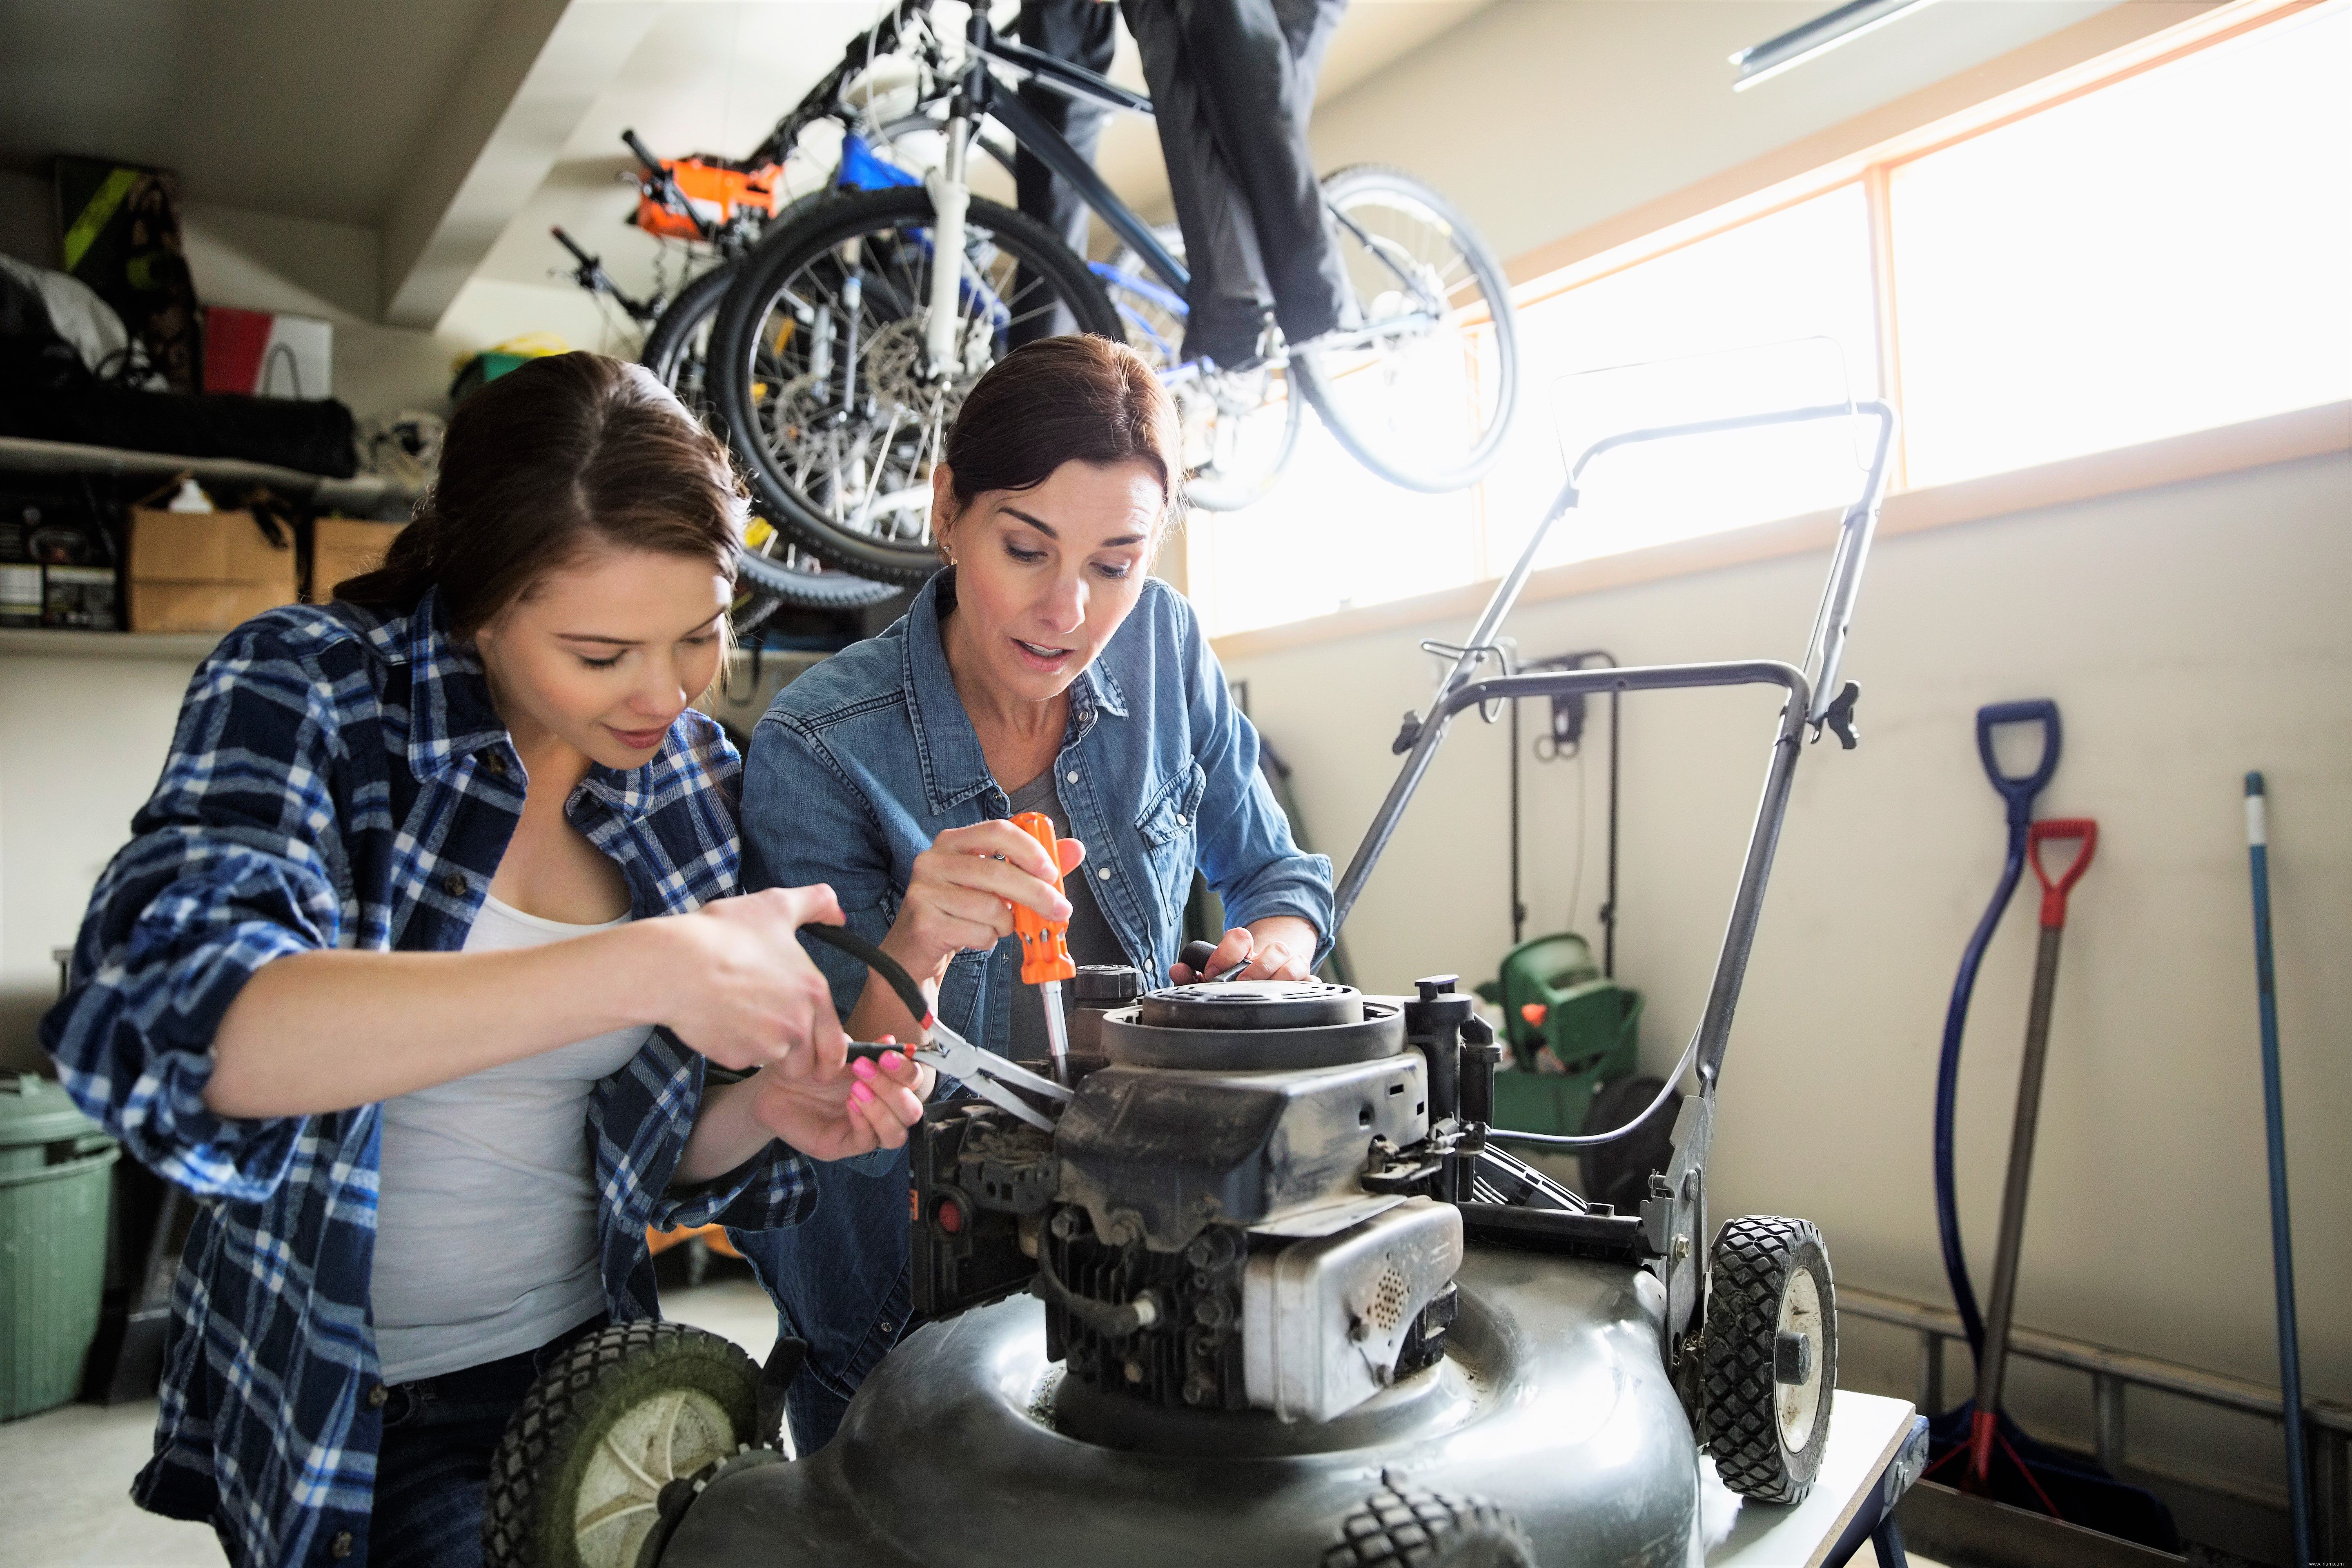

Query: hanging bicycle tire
left=639, top=256, right=900, bottom=620
left=1290, top=165, right=1519, bottom=494
left=706, top=185, right=1124, bottom=583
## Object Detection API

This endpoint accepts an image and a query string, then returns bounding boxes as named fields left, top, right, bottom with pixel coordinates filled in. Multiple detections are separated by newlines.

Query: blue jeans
left=367, top=1314, right=606, bottom=1568
left=731, top=1152, right=914, bottom=1454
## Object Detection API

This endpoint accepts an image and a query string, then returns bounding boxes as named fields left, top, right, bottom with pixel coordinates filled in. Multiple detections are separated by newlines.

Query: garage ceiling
left=0, top=0, right=1499, bottom=329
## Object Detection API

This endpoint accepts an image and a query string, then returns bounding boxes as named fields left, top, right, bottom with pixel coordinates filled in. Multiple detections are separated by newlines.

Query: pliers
left=801, top=922, right=1075, bottom=1133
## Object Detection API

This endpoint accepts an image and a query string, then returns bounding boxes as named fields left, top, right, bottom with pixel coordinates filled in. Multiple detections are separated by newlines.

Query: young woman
left=731, top=334, right=1334, bottom=1448
left=41, top=353, right=927, bottom=1568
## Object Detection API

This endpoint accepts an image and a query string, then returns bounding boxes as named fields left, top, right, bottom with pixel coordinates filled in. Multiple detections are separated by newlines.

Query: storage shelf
left=0, top=434, right=419, bottom=515
left=0, top=627, right=221, bottom=660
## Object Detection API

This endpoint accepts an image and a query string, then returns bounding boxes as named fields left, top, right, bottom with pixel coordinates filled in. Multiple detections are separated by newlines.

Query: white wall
left=0, top=648, right=206, bottom=1072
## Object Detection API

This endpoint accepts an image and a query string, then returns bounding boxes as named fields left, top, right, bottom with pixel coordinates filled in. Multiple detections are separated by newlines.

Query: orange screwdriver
left=1010, top=811, right=1076, bottom=1082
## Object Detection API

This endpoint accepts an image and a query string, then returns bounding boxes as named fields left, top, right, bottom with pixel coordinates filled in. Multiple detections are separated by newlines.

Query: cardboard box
left=126, top=505, right=298, bottom=633
left=310, top=518, right=405, bottom=602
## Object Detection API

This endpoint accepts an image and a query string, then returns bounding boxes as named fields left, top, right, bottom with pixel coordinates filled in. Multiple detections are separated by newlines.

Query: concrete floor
left=0, top=1279, right=778, bottom=1568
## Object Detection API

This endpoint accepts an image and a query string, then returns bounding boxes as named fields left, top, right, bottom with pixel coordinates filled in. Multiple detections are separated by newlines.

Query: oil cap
left=1072, top=965, right=1141, bottom=1006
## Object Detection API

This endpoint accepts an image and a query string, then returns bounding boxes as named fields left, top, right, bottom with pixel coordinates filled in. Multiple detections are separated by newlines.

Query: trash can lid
left=0, top=1071, right=107, bottom=1149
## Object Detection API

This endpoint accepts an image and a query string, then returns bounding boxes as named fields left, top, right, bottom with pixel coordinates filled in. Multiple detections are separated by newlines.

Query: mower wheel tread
left=1321, top=1472, right=1534, bottom=1566
left=482, top=1320, right=762, bottom=1568
left=1702, top=1215, right=1836, bottom=1504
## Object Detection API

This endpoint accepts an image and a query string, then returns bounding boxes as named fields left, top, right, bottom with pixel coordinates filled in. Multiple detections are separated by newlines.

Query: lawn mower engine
left=915, top=972, right=1474, bottom=1427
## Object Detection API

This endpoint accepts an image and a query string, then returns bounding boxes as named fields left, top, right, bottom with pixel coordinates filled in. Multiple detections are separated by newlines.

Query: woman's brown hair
left=336, top=352, right=744, bottom=635
left=937, top=335, right=1182, bottom=545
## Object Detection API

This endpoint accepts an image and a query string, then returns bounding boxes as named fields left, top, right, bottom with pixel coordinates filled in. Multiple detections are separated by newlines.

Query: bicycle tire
left=1291, top=165, right=1519, bottom=494
left=708, top=185, right=1123, bottom=583
left=640, top=256, right=900, bottom=613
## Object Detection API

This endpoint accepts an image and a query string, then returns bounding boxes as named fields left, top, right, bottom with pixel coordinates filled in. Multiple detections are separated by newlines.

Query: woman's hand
left=651, top=884, right=851, bottom=1076
left=882, top=820, right=1087, bottom=983
left=747, top=1042, right=932, bottom=1161
left=1171, top=916, right=1319, bottom=984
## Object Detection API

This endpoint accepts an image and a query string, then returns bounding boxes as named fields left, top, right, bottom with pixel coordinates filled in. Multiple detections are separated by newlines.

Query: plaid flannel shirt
left=40, top=591, right=817, bottom=1568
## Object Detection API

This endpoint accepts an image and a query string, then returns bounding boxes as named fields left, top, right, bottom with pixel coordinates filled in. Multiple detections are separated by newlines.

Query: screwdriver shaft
left=1040, top=980, right=1070, bottom=1083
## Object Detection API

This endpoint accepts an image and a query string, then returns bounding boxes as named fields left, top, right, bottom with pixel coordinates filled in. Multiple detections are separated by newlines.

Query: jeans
left=366, top=1314, right=607, bottom=1568
left=1121, top=0, right=1354, bottom=366
left=731, top=1152, right=915, bottom=1454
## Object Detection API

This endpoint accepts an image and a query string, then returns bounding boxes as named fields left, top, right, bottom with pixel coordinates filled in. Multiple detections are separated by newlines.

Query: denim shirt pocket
left=1133, top=762, right=1207, bottom=927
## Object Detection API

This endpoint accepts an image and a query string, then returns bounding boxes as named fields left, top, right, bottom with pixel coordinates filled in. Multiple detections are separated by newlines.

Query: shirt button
left=367, top=1383, right=388, bottom=1408
left=1065, top=771, right=1078, bottom=784
left=483, top=751, right=508, bottom=778
left=1096, top=867, right=1111, bottom=881
left=1175, top=814, right=1187, bottom=826
left=331, top=1531, right=354, bottom=1559
left=878, top=1320, right=895, bottom=1335
left=441, top=872, right=467, bottom=897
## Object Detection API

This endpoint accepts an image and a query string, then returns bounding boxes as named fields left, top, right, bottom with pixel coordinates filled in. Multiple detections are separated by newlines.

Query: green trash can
left=0, top=1071, right=119, bottom=1421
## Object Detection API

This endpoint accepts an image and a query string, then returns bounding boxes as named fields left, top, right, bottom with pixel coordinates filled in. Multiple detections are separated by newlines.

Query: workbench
left=1712, top=1392, right=1929, bottom=1568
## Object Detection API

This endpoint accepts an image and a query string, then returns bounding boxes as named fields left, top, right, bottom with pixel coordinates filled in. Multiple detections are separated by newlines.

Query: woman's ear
left=930, top=464, right=959, bottom=564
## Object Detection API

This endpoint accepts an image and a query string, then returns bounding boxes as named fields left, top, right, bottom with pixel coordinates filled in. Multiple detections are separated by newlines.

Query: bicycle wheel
left=707, top=186, right=1123, bottom=583
left=641, top=258, right=899, bottom=617
left=1290, top=165, right=1519, bottom=494
left=1102, top=228, right=1303, bottom=513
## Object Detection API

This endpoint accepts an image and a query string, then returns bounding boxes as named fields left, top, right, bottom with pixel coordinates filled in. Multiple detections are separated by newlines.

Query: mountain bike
left=706, top=0, right=1520, bottom=585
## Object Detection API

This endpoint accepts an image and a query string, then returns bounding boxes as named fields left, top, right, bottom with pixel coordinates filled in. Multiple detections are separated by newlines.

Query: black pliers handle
left=799, top=923, right=1073, bottom=1131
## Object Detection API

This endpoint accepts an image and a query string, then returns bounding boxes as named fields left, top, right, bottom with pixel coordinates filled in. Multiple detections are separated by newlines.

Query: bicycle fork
left=922, top=107, right=973, bottom=380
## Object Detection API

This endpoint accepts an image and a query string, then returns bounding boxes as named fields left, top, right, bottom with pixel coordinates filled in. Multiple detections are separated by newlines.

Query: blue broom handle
left=2247, top=772, right=2311, bottom=1568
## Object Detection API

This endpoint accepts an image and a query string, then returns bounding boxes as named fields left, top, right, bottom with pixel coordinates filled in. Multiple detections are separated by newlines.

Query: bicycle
left=554, top=125, right=918, bottom=617
left=705, top=0, right=1521, bottom=585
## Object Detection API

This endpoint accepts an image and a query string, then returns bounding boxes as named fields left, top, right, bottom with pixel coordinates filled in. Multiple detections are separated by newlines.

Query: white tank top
left=371, top=894, right=655, bottom=1383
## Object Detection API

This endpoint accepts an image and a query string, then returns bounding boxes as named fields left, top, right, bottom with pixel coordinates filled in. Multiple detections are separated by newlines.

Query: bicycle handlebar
left=621, top=127, right=714, bottom=241
left=550, top=225, right=597, bottom=269
left=746, top=0, right=934, bottom=167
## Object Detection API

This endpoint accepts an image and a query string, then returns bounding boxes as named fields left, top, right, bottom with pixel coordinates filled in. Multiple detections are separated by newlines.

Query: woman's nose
left=629, top=654, right=686, bottom=717
left=1042, top=572, right=1087, bottom=631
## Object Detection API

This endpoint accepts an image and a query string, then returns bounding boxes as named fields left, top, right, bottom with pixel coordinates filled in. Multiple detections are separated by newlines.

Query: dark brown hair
left=938, top=335, right=1182, bottom=544
left=337, top=352, right=744, bottom=635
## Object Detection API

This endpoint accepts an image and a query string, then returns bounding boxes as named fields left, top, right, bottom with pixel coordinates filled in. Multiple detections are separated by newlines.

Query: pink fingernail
left=851, top=1057, right=876, bottom=1080
left=851, top=1082, right=874, bottom=1103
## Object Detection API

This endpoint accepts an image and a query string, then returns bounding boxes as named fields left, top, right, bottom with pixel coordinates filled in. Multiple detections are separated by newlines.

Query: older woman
left=733, top=335, right=1333, bottom=1447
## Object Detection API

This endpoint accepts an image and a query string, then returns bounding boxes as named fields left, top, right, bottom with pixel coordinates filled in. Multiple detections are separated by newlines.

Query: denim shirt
left=740, top=570, right=1333, bottom=1052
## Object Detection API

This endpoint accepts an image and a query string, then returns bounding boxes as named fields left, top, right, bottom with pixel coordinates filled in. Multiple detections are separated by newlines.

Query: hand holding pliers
left=800, top=922, right=1074, bottom=1133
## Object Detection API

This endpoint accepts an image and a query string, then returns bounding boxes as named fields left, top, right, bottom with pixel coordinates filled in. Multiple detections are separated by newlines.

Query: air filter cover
left=1136, top=980, right=1361, bottom=1031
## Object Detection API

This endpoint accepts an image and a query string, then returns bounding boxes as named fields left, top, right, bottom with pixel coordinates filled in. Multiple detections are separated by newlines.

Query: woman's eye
left=581, top=653, right=624, bottom=670
left=1004, top=541, right=1047, bottom=564
left=1094, top=561, right=1134, bottom=581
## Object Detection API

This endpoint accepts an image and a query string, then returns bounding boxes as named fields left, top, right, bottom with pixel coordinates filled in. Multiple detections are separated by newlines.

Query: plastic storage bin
left=0, top=1071, right=119, bottom=1421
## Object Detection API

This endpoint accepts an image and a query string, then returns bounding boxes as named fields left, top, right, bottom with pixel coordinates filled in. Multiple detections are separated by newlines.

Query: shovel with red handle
left=1968, top=817, right=2098, bottom=1486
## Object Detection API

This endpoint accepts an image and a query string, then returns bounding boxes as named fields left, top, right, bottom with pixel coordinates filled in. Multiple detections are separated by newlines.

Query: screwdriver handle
left=1010, top=811, right=1075, bottom=985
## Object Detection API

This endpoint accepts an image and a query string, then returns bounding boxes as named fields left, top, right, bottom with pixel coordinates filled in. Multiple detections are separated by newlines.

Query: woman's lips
left=1011, top=637, right=1074, bottom=672
left=608, top=722, right=667, bottom=750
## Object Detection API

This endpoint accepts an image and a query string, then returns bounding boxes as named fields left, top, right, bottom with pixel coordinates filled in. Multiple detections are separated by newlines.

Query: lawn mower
left=481, top=396, right=1907, bottom=1568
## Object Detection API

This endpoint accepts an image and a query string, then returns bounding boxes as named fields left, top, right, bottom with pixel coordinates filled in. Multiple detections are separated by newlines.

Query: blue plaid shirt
left=40, top=591, right=817, bottom=1568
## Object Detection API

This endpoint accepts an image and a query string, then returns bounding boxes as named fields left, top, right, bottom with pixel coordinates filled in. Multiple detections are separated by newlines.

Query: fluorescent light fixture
left=1730, top=0, right=1947, bottom=91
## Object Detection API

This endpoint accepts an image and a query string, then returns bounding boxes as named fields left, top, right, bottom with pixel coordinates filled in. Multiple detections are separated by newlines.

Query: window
left=1190, top=0, right=2352, bottom=639
left=1482, top=184, right=1881, bottom=575
left=1890, top=1, right=2352, bottom=486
